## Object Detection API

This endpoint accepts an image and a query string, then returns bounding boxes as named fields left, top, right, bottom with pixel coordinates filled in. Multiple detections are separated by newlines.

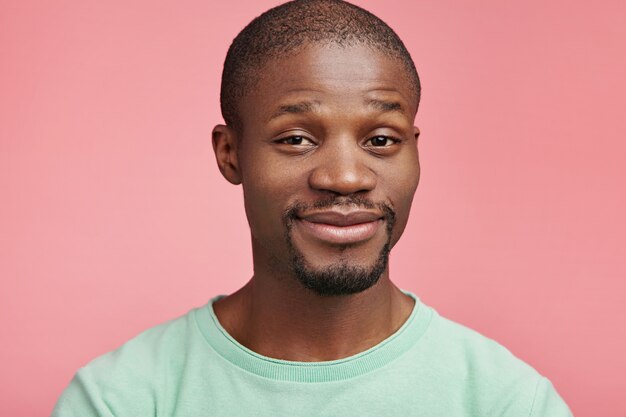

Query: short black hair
left=220, top=0, right=421, bottom=129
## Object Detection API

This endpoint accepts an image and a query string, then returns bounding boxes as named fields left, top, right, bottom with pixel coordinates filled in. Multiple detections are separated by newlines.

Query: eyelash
left=365, top=135, right=401, bottom=147
left=275, top=136, right=315, bottom=146
left=274, top=135, right=401, bottom=148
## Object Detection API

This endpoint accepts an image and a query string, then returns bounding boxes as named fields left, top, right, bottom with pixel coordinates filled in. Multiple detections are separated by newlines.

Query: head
left=213, top=0, right=421, bottom=296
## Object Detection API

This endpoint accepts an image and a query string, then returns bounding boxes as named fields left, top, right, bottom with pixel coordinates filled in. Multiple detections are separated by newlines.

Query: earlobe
left=212, top=124, right=242, bottom=185
left=413, top=126, right=421, bottom=183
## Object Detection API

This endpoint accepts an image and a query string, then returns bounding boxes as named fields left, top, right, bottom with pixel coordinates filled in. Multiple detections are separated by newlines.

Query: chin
left=290, top=243, right=391, bottom=297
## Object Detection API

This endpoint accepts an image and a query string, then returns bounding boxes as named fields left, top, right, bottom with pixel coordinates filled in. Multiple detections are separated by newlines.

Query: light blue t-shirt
left=53, top=293, right=572, bottom=416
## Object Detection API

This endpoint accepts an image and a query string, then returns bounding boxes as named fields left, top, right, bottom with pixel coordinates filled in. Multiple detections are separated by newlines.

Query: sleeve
left=529, top=377, right=573, bottom=417
left=51, top=363, right=157, bottom=417
left=51, top=369, right=114, bottom=417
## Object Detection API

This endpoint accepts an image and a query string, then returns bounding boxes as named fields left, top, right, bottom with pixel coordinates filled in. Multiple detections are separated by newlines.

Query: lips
left=295, top=210, right=383, bottom=245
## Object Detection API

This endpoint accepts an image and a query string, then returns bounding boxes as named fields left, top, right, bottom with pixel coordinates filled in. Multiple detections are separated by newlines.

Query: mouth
left=295, top=210, right=384, bottom=245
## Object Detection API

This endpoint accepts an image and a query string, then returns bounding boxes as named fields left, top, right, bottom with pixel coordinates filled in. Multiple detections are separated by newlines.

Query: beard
left=282, top=196, right=396, bottom=297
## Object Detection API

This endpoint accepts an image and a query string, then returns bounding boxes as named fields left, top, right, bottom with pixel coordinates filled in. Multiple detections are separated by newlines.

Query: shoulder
left=422, top=305, right=540, bottom=379
left=52, top=305, right=205, bottom=417
left=410, top=303, right=572, bottom=416
left=87, top=305, right=198, bottom=379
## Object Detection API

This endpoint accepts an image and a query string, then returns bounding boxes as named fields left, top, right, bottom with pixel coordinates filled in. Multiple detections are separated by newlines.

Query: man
left=53, top=1, right=572, bottom=415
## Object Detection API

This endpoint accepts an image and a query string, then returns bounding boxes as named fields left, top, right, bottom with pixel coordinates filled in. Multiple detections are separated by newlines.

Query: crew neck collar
left=194, top=291, right=433, bottom=383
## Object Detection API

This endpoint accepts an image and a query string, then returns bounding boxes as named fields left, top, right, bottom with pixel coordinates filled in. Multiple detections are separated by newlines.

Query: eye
left=366, top=135, right=398, bottom=147
left=275, top=135, right=315, bottom=146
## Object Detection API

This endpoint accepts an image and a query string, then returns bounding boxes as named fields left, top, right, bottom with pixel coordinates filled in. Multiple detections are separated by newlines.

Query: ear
left=413, top=126, right=421, bottom=184
left=212, top=124, right=242, bottom=185
left=413, top=126, right=420, bottom=144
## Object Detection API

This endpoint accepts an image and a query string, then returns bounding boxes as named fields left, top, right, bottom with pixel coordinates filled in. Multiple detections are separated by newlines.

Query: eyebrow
left=365, top=98, right=405, bottom=113
left=268, top=98, right=405, bottom=121
left=269, top=101, right=320, bottom=121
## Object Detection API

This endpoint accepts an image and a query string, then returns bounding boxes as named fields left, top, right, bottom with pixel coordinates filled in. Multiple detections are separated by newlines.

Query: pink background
left=1, top=0, right=625, bottom=415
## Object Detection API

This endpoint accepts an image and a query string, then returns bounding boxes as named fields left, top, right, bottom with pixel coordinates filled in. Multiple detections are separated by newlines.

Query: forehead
left=239, top=43, right=418, bottom=125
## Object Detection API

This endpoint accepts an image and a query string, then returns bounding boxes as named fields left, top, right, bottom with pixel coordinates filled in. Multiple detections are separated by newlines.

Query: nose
left=308, top=139, right=376, bottom=195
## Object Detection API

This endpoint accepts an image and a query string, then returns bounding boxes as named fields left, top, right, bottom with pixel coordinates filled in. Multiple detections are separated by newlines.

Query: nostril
left=308, top=163, right=376, bottom=195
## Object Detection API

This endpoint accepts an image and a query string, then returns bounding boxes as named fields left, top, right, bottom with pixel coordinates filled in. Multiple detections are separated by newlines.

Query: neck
left=214, top=256, right=414, bottom=362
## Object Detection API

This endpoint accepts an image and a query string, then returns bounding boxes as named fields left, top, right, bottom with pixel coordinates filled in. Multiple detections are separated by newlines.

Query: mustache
left=283, top=195, right=396, bottom=233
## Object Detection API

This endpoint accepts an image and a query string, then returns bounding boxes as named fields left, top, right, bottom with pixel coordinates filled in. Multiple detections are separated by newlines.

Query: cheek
left=386, top=159, right=420, bottom=245
left=240, top=156, right=306, bottom=240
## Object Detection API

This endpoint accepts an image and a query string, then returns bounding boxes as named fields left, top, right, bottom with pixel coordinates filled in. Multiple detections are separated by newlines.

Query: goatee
left=282, top=196, right=396, bottom=296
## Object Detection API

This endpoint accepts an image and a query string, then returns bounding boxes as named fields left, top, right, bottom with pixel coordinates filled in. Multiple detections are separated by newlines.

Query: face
left=214, top=43, right=420, bottom=295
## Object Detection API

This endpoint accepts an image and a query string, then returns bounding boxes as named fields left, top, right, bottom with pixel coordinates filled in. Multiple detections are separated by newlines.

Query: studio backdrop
left=1, top=0, right=624, bottom=416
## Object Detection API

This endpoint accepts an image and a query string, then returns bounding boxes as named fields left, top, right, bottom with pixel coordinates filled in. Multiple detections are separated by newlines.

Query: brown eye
left=286, top=136, right=304, bottom=145
left=276, top=136, right=314, bottom=146
left=368, top=136, right=395, bottom=147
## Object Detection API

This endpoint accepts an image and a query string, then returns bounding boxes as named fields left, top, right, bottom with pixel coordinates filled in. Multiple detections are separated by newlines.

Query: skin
left=211, top=43, right=421, bottom=362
